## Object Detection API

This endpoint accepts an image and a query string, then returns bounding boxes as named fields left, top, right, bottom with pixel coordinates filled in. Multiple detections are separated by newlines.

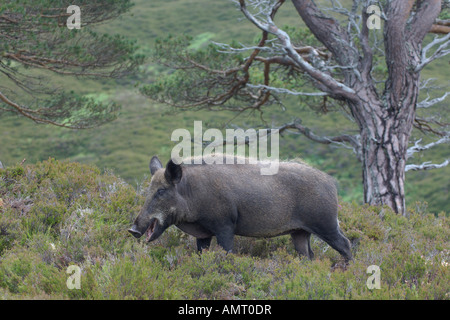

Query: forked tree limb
left=238, top=0, right=357, bottom=101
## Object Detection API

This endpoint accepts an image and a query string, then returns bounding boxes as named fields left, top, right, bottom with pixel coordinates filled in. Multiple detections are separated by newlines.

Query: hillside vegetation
left=0, top=160, right=448, bottom=299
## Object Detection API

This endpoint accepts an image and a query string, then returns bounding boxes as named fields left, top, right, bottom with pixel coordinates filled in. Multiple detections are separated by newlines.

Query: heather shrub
left=0, top=246, right=66, bottom=297
left=0, top=159, right=448, bottom=299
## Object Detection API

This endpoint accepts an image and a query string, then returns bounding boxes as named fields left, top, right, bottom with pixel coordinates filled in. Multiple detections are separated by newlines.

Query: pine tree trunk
left=353, top=74, right=419, bottom=215
left=288, top=0, right=441, bottom=215
left=362, top=126, right=408, bottom=215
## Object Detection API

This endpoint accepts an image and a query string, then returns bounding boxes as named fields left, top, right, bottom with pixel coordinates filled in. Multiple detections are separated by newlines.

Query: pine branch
left=238, top=0, right=357, bottom=101
left=405, top=159, right=449, bottom=171
left=406, top=136, right=450, bottom=159
left=276, top=119, right=362, bottom=161
left=415, top=33, right=450, bottom=72
left=417, top=91, right=449, bottom=108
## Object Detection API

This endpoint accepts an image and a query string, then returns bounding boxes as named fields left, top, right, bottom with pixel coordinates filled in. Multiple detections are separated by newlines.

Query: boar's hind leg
left=291, top=230, right=314, bottom=260
left=319, top=228, right=353, bottom=262
left=197, top=237, right=212, bottom=252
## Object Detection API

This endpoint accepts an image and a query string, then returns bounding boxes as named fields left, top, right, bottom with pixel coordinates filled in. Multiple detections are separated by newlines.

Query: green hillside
left=0, top=0, right=448, bottom=213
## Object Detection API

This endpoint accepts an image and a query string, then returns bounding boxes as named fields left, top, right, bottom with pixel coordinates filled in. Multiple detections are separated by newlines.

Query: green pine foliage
left=0, top=0, right=144, bottom=128
left=0, top=160, right=448, bottom=299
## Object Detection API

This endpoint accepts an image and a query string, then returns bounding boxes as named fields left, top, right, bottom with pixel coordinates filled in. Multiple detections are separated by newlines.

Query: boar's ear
left=164, top=159, right=182, bottom=185
left=149, top=156, right=163, bottom=175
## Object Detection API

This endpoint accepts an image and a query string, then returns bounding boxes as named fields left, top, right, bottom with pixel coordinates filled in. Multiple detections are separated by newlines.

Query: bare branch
left=238, top=0, right=357, bottom=101
left=419, top=77, right=438, bottom=90
left=211, top=41, right=276, bottom=54
left=246, top=84, right=329, bottom=96
left=417, top=91, right=450, bottom=108
left=406, top=136, right=450, bottom=159
left=415, top=33, right=450, bottom=72
left=205, top=118, right=363, bottom=160
left=212, top=41, right=330, bottom=63
left=414, top=116, right=450, bottom=137
left=405, top=159, right=449, bottom=172
left=276, top=120, right=362, bottom=161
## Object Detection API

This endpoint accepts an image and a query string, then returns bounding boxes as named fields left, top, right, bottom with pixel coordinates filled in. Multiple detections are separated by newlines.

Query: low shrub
left=0, top=159, right=448, bottom=299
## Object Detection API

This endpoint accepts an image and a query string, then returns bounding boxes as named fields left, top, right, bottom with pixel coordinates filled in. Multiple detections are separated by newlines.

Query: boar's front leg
left=215, top=227, right=235, bottom=253
left=196, top=237, right=212, bottom=252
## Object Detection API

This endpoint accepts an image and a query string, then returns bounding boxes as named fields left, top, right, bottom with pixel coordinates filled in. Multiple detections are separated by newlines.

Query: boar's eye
left=156, top=188, right=166, bottom=196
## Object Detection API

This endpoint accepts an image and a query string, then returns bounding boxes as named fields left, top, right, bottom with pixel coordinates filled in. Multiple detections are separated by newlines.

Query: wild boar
left=128, top=155, right=352, bottom=261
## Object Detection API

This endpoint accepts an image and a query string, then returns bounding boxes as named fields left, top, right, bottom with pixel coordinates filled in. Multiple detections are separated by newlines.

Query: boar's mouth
left=145, top=218, right=158, bottom=242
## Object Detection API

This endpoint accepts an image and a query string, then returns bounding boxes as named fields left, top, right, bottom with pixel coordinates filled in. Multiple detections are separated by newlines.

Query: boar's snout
left=128, top=225, right=142, bottom=239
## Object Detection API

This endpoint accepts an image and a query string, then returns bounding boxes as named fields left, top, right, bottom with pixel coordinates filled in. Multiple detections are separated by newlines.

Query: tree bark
left=353, top=86, right=418, bottom=215
left=349, top=30, right=421, bottom=215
